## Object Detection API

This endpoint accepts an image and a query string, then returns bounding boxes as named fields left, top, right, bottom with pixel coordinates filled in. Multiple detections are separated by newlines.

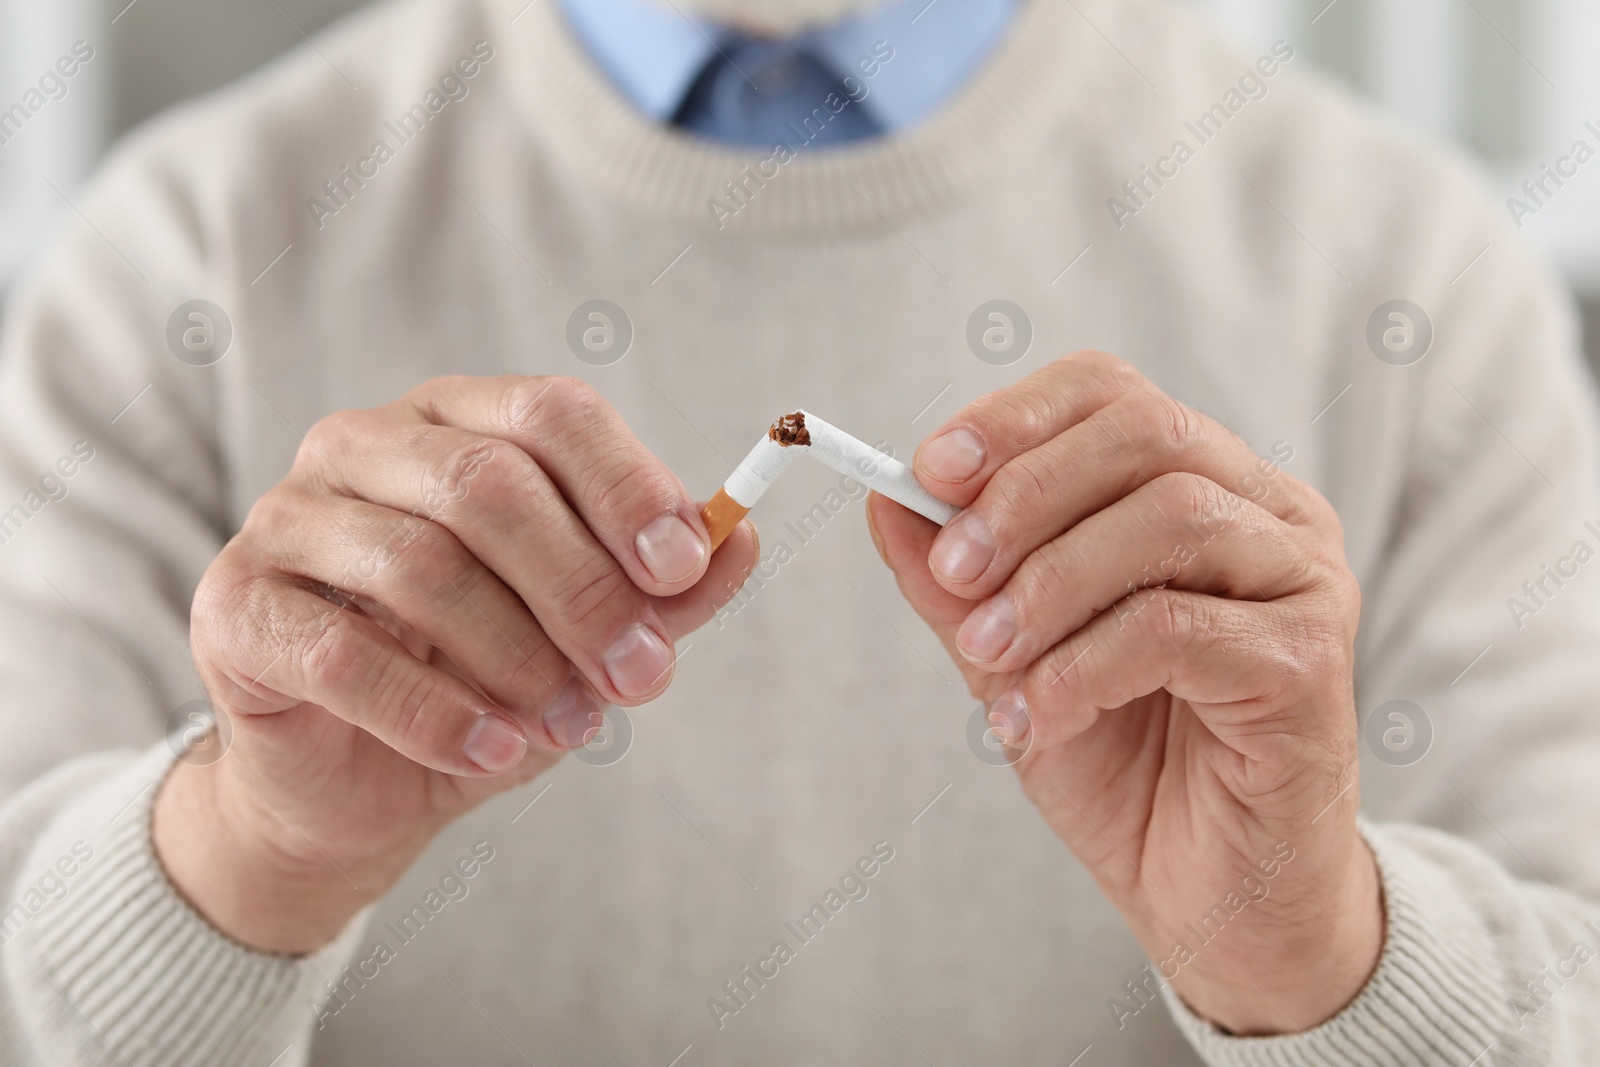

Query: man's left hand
left=867, top=351, right=1382, bottom=1034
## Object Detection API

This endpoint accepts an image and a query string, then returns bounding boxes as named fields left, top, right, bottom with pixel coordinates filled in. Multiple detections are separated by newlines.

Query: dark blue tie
left=673, top=38, right=881, bottom=149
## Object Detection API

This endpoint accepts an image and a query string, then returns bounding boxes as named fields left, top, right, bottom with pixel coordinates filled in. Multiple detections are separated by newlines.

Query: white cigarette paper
left=716, top=410, right=959, bottom=529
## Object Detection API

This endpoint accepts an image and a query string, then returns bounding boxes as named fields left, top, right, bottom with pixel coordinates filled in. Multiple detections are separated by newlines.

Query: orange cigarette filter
left=700, top=487, right=750, bottom=552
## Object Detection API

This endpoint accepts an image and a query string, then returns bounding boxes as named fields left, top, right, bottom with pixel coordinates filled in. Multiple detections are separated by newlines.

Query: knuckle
left=299, top=409, right=366, bottom=467
left=1140, top=591, right=1203, bottom=650
left=578, top=453, right=676, bottom=522
left=1275, top=533, right=1330, bottom=597
left=1300, top=485, right=1344, bottom=533
left=385, top=519, right=471, bottom=594
left=499, top=377, right=551, bottom=433
left=1279, top=627, right=1323, bottom=680
left=407, top=374, right=474, bottom=403
left=553, top=561, right=632, bottom=631
left=1064, top=349, right=1144, bottom=393
left=1028, top=538, right=1084, bottom=603
left=191, top=563, right=255, bottom=655
left=988, top=450, right=1059, bottom=520
left=298, top=609, right=370, bottom=691
left=503, top=376, right=599, bottom=437
left=243, top=487, right=293, bottom=533
left=427, top=435, right=524, bottom=516
left=1039, top=637, right=1095, bottom=699
left=242, top=487, right=318, bottom=548
left=1268, top=608, right=1339, bottom=689
left=496, top=377, right=555, bottom=435
left=980, top=391, right=1053, bottom=450
left=1305, top=568, right=1361, bottom=640
left=1141, top=392, right=1206, bottom=456
left=1153, top=471, right=1235, bottom=532
left=1061, top=347, right=1111, bottom=371
left=373, top=665, right=449, bottom=752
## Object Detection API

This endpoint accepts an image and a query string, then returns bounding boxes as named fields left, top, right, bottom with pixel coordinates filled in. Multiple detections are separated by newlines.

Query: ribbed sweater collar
left=493, top=0, right=1107, bottom=233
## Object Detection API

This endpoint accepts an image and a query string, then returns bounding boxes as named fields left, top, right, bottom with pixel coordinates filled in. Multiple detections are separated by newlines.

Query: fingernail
left=930, top=512, right=997, bottom=584
left=959, top=595, right=1017, bottom=663
left=988, top=689, right=1030, bottom=745
left=463, top=713, right=528, bottom=774
left=603, top=623, right=674, bottom=700
left=635, top=514, right=707, bottom=584
left=918, top=428, right=985, bottom=483
left=543, top=675, right=610, bottom=750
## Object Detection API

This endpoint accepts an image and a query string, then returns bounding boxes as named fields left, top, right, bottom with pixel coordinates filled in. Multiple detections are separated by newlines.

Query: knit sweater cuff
left=5, top=742, right=370, bottom=1067
left=1163, top=819, right=1503, bottom=1067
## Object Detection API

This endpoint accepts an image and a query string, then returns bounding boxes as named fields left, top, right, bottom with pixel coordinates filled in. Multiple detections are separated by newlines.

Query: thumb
left=654, top=517, right=760, bottom=637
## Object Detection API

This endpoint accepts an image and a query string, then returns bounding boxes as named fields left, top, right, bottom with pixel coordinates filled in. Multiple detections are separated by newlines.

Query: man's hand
left=155, top=375, right=756, bottom=954
left=867, top=352, right=1382, bottom=1034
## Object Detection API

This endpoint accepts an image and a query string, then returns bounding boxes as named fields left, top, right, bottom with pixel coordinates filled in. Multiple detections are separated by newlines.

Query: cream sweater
left=4, top=0, right=1600, bottom=1063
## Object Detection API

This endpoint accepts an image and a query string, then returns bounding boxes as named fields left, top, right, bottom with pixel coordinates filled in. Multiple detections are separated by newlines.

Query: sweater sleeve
left=1162, top=167, right=1600, bottom=1063
left=1, top=744, right=372, bottom=1067
left=0, top=126, right=364, bottom=1064
left=1163, top=820, right=1600, bottom=1066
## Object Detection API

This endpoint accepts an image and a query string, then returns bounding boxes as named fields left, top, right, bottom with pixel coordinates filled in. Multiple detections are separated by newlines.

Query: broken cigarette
left=701, top=410, right=959, bottom=550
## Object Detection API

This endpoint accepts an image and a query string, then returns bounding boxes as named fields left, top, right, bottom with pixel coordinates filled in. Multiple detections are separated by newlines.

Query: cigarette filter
left=701, top=410, right=959, bottom=550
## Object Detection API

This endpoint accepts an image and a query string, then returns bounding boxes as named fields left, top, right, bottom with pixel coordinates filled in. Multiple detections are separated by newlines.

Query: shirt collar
left=557, top=0, right=719, bottom=123
left=556, top=0, right=1022, bottom=132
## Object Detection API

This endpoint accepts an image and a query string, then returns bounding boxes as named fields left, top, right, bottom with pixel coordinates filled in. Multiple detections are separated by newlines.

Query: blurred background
left=2, top=0, right=1598, bottom=364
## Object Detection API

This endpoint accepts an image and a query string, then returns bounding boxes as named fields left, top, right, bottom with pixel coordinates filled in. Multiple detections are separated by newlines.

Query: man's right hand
left=153, top=375, right=757, bottom=953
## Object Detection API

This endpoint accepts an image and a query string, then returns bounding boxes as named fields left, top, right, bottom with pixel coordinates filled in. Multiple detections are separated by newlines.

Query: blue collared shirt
left=556, top=0, right=1020, bottom=141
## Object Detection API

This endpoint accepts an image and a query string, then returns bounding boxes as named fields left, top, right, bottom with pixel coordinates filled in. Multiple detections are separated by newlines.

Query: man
left=2, top=0, right=1598, bottom=1062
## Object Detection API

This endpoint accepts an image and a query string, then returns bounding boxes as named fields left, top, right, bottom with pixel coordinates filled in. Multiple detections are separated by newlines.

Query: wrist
left=153, top=759, right=375, bottom=954
left=1169, top=831, right=1385, bottom=1035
